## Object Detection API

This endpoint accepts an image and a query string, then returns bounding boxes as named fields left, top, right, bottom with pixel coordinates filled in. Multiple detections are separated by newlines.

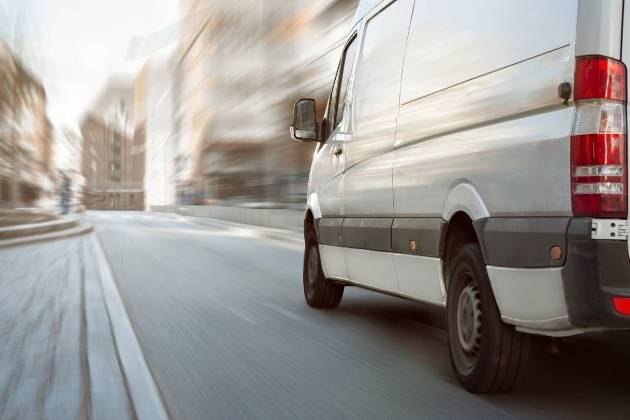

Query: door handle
left=334, top=147, right=343, bottom=157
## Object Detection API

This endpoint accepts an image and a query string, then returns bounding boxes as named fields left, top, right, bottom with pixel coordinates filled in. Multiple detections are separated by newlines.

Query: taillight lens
left=571, top=56, right=628, bottom=218
left=575, top=56, right=627, bottom=101
left=613, top=296, right=630, bottom=316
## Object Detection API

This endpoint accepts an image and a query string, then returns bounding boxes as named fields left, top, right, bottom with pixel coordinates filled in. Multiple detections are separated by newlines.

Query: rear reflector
left=613, top=296, right=630, bottom=315
left=574, top=182, right=624, bottom=195
left=571, top=56, right=628, bottom=218
left=573, top=165, right=624, bottom=177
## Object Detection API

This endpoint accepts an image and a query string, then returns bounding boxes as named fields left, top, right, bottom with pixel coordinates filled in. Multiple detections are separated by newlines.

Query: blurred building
left=80, top=77, right=145, bottom=210
left=139, top=51, right=179, bottom=207
left=174, top=0, right=358, bottom=206
left=0, top=42, right=54, bottom=208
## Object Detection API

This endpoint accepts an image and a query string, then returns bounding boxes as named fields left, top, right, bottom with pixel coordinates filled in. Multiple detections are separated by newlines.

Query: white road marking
left=91, top=234, right=169, bottom=420
left=171, top=214, right=193, bottom=225
left=262, top=301, right=320, bottom=329
left=223, top=306, right=260, bottom=325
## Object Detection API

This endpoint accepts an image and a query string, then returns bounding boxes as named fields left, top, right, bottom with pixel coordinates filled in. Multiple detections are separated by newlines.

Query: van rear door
left=624, top=1, right=630, bottom=256
left=573, top=1, right=628, bottom=249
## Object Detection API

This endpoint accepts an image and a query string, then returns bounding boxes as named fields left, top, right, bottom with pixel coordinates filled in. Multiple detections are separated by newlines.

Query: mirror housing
left=290, top=98, right=318, bottom=142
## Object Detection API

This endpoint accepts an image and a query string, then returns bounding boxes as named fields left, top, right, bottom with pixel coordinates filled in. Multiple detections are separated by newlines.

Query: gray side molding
left=474, top=217, right=571, bottom=268
left=341, top=218, right=393, bottom=252
left=315, top=218, right=343, bottom=246
left=392, top=218, right=445, bottom=257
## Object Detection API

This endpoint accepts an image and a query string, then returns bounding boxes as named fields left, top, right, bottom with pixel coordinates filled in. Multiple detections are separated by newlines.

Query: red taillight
left=575, top=56, right=627, bottom=101
left=613, top=296, right=630, bottom=315
left=571, top=56, right=628, bottom=218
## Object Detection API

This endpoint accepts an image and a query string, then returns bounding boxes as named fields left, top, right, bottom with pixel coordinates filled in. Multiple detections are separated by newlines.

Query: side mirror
left=290, top=98, right=318, bottom=142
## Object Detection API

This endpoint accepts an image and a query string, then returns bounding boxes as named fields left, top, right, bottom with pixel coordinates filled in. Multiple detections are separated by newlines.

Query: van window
left=335, top=39, right=357, bottom=127
left=327, top=37, right=357, bottom=134
left=349, top=0, right=414, bottom=165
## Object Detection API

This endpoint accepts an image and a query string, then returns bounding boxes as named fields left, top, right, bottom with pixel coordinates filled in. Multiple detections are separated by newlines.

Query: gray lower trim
left=392, top=218, right=445, bottom=257
left=317, top=216, right=570, bottom=268
left=317, top=216, right=444, bottom=255
left=341, top=218, right=392, bottom=252
left=315, top=217, right=342, bottom=246
left=474, top=217, right=570, bottom=268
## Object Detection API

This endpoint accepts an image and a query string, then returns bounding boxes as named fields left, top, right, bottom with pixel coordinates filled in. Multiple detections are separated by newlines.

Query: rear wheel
left=446, top=243, right=530, bottom=393
left=303, top=232, right=344, bottom=309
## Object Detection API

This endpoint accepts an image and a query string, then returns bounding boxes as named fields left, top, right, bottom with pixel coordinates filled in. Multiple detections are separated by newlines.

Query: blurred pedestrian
left=60, top=174, right=71, bottom=215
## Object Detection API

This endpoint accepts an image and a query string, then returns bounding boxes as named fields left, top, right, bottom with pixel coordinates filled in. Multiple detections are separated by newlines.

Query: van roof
left=352, top=0, right=385, bottom=26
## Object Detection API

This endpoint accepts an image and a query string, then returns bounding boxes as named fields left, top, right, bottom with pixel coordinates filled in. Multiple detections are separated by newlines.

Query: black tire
left=303, top=230, right=344, bottom=309
left=446, top=243, right=530, bottom=394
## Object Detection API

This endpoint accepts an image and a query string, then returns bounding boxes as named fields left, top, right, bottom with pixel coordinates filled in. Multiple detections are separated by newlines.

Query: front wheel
left=446, top=243, right=530, bottom=393
left=303, top=238, right=344, bottom=309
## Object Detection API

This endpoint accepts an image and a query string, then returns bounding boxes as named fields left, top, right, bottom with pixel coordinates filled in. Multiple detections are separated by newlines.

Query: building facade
left=80, top=78, right=145, bottom=210
left=0, top=42, right=54, bottom=208
left=174, top=0, right=359, bottom=206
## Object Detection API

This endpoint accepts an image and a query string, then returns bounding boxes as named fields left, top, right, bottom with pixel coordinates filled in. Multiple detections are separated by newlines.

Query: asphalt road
left=87, top=211, right=630, bottom=420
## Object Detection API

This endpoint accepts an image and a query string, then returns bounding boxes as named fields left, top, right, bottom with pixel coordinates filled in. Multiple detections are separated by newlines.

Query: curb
left=91, top=234, right=170, bottom=420
left=0, top=217, right=79, bottom=240
left=0, top=222, right=93, bottom=249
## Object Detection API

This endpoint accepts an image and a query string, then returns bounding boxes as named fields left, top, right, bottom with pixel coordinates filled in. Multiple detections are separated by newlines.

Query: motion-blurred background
left=0, top=0, right=359, bottom=213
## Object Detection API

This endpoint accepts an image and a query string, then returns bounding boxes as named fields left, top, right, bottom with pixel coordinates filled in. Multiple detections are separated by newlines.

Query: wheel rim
left=307, top=246, right=319, bottom=290
left=455, top=275, right=483, bottom=373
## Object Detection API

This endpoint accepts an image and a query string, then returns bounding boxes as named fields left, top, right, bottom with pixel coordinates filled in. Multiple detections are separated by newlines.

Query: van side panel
left=344, top=0, right=414, bottom=217
left=394, top=0, right=578, bottom=218
left=400, top=0, right=578, bottom=104
left=343, top=0, right=415, bottom=292
left=395, top=77, right=575, bottom=218
left=576, top=0, right=623, bottom=59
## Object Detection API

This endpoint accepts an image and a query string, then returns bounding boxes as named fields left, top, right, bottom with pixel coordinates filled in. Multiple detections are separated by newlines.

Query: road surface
left=87, top=211, right=630, bottom=420
left=0, top=233, right=134, bottom=419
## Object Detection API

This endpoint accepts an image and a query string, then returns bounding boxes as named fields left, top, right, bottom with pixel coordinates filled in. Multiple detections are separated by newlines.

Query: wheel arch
left=306, top=193, right=322, bottom=220
left=441, top=182, right=490, bottom=222
left=441, top=211, right=482, bottom=292
left=304, top=193, right=321, bottom=244
left=440, top=182, right=490, bottom=290
left=304, top=208, right=317, bottom=244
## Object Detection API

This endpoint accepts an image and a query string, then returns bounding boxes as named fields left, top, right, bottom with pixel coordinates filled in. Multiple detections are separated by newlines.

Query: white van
left=291, top=0, right=630, bottom=393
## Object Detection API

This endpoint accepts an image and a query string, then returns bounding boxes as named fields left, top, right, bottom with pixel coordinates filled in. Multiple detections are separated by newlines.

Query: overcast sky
left=0, top=0, right=180, bottom=132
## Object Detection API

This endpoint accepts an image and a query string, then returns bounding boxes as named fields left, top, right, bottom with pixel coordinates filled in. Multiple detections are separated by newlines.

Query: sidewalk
left=152, top=203, right=305, bottom=230
left=169, top=212, right=304, bottom=249
left=0, top=234, right=134, bottom=419
left=0, top=210, right=58, bottom=228
left=0, top=210, right=92, bottom=249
